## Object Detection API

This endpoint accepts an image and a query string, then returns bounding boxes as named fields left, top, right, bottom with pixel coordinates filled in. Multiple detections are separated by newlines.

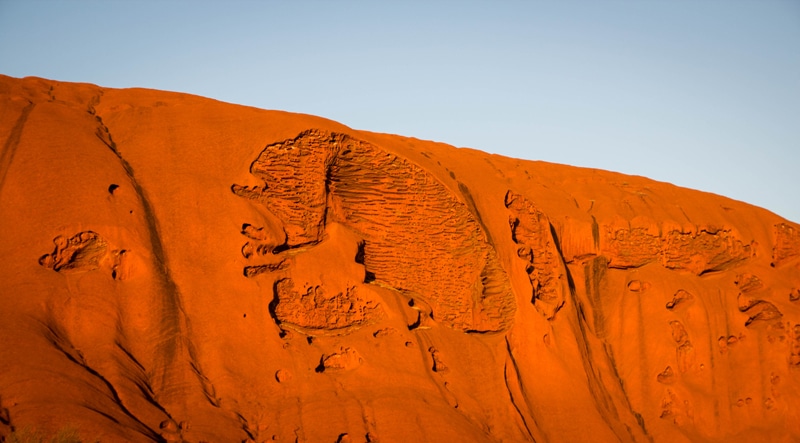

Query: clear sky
left=1, top=1, right=798, bottom=222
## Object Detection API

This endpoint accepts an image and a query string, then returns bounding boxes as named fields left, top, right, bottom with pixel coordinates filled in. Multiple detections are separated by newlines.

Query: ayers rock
left=1, top=74, right=799, bottom=443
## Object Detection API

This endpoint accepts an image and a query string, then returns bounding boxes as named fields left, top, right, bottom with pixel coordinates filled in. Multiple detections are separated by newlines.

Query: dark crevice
left=407, top=313, right=422, bottom=331
left=0, top=102, right=35, bottom=193
left=83, top=406, right=122, bottom=425
left=509, top=218, right=521, bottom=244
left=236, top=412, right=257, bottom=441
left=115, top=343, right=172, bottom=418
left=189, top=360, right=221, bottom=408
left=567, top=277, right=652, bottom=442
left=92, top=93, right=214, bottom=425
left=39, top=319, right=163, bottom=442
left=272, top=242, right=291, bottom=254
left=355, top=240, right=366, bottom=264
left=356, top=241, right=377, bottom=283
left=504, top=336, right=541, bottom=442
left=547, top=219, right=650, bottom=441
left=551, top=222, right=577, bottom=309
left=457, top=181, right=495, bottom=247
left=570, top=301, right=625, bottom=431
left=268, top=279, right=283, bottom=327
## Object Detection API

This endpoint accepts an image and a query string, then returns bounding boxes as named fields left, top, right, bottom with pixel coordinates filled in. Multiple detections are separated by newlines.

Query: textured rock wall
left=2, top=76, right=800, bottom=443
left=233, top=130, right=516, bottom=333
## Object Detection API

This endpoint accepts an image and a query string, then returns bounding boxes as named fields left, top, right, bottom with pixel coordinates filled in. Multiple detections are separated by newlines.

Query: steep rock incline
left=2, top=75, right=800, bottom=443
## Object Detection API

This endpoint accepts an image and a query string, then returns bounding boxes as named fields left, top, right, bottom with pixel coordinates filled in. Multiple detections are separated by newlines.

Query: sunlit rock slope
left=1, top=75, right=799, bottom=442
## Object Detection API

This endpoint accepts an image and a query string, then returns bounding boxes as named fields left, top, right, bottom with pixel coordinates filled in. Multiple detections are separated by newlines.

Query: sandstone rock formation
left=1, top=74, right=799, bottom=442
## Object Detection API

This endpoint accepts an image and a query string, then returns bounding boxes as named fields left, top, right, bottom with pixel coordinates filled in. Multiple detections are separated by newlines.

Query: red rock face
left=234, top=130, right=515, bottom=333
left=1, top=75, right=800, bottom=442
left=774, top=223, right=800, bottom=267
left=505, top=190, right=567, bottom=320
left=38, top=231, right=108, bottom=273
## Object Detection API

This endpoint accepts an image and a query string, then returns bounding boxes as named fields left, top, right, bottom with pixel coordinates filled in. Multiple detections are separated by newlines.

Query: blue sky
left=1, top=1, right=798, bottom=222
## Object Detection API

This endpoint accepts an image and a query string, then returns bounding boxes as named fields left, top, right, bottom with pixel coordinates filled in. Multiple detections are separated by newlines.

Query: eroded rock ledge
left=234, top=130, right=516, bottom=333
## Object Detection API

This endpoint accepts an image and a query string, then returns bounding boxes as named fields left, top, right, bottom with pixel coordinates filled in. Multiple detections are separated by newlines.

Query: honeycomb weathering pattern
left=602, top=225, right=752, bottom=274
left=661, top=228, right=752, bottom=274
left=773, top=222, right=800, bottom=266
left=602, top=226, right=661, bottom=269
left=235, top=130, right=516, bottom=333
left=272, top=279, right=382, bottom=335
left=38, top=231, right=108, bottom=273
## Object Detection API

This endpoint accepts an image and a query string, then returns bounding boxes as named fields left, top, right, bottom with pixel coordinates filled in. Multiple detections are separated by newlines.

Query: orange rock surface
left=1, top=74, right=799, bottom=442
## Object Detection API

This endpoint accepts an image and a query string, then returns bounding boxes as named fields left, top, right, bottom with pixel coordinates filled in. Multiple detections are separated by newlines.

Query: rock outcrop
left=1, top=74, right=799, bottom=442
